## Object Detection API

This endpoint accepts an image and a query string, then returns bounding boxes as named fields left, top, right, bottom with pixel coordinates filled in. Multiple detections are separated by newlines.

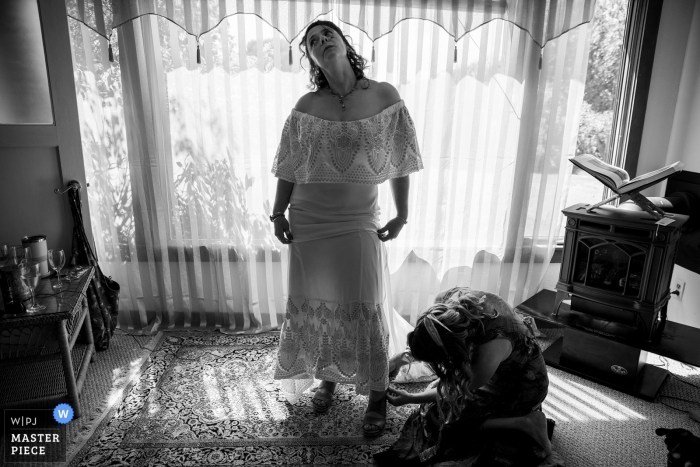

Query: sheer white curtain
left=67, top=0, right=593, bottom=332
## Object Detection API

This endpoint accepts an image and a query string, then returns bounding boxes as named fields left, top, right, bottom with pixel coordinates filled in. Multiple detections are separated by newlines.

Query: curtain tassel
left=289, top=45, right=292, bottom=66
left=372, top=44, right=375, bottom=63
left=197, top=42, right=201, bottom=64
left=454, top=44, right=457, bottom=63
left=108, top=42, right=114, bottom=62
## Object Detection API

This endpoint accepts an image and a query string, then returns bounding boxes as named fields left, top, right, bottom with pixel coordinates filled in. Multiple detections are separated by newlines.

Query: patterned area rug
left=67, top=329, right=700, bottom=467
left=69, top=331, right=426, bottom=466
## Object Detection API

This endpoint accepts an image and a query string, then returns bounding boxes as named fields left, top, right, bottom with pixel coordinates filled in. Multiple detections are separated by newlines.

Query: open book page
left=619, top=161, right=685, bottom=194
left=570, top=155, right=684, bottom=194
left=569, top=154, right=630, bottom=191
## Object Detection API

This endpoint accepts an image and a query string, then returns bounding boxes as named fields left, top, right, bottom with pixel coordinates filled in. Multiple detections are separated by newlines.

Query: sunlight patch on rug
left=543, top=373, right=647, bottom=422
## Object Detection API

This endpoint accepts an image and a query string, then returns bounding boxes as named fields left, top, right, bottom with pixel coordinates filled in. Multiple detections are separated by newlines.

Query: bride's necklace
left=328, top=80, right=358, bottom=111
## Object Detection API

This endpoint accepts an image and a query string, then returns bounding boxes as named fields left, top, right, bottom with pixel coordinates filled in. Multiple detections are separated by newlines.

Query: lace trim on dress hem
left=275, top=298, right=390, bottom=397
left=285, top=296, right=383, bottom=306
left=274, top=371, right=389, bottom=395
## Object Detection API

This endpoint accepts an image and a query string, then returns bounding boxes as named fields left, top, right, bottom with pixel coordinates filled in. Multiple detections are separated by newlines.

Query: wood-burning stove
left=537, top=203, right=690, bottom=400
left=556, top=204, right=688, bottom=343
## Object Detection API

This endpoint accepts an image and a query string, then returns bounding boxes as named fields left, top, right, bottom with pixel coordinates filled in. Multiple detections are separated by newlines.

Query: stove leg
left=553, top=290, right=569, bottom=317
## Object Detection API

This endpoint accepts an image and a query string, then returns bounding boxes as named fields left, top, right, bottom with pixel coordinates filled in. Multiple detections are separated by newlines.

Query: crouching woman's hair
left=407, top=294, right=498, bottom=421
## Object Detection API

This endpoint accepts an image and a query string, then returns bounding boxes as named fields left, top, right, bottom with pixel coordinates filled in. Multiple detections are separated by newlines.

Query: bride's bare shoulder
left=364, top=80, right=402, bottom=107
left=294, top=91, right=322, bottom=114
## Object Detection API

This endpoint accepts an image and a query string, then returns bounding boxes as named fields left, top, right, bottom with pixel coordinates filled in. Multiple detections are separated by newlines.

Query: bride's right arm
left=272, top=179, right=295, bottom=244
left=273, top=179, right=294, bottom=214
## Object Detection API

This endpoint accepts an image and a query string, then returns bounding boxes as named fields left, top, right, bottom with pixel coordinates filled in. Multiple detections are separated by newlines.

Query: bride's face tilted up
left=305, top=25, right=348, bottom=70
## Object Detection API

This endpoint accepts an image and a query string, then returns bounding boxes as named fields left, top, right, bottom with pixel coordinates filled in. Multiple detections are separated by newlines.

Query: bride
left=269, top=19, right=425, bottom=438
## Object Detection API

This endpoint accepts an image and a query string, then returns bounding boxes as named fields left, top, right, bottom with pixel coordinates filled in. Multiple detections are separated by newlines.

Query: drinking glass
left=8, top=245, right=24, bottom=266
left=0, top=243, right=8, bottom=267
left=20, top=262, right=46, bottom=312
left=48, top=249, right=66, bottom=290
left=23, top=247, right=32, bottom=264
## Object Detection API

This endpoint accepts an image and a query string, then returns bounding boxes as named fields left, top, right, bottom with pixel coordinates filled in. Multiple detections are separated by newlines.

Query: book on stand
left=570, top=154, right=685, bottom=220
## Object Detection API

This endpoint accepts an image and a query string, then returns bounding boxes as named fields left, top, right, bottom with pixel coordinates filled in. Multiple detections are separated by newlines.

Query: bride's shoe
left=362, top=394, right=387, bottom=437
left=312, top=382, right=335, bottom=414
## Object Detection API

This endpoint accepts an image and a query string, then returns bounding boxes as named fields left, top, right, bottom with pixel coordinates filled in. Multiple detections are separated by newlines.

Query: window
left=561, top=0, right=630, bottom=225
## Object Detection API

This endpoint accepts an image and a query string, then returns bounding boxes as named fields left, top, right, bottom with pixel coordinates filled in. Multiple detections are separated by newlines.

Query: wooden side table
left=0, top=266, right=95, bottom=417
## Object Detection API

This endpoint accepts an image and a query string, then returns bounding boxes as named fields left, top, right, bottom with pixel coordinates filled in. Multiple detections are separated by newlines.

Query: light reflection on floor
left=649, top=354, right=700, bottom=377
left=202, top=367, right=228, bottom=419
left=109, top=356, right=148, bottom=407
left=202, top=362, right=291, bottom=422
left=542, top=373, right=646, bottom=422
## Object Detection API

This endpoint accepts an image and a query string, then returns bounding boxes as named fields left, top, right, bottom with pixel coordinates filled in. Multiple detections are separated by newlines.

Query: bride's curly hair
left=407, top=293, right=498, bottom=421
left=299, top=20, right=368, bottom=90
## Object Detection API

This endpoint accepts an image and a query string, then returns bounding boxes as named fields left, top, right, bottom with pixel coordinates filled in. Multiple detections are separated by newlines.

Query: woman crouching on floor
left=376, top=287, right=555, bottom=466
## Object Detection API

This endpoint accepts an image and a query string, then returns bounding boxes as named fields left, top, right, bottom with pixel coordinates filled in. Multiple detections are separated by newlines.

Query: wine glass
left=48, top=249, right=67, bottom=290
left=8, top=245, right=24, bottom=266
left=20, top=262, right=46, bottom=312
left=23, top=247, right=32, bottom=265
left=0, top=243, right=8, bottom=267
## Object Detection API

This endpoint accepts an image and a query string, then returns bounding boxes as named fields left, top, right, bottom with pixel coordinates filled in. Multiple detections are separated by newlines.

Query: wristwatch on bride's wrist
left=270, top=212, right=285, bottom=222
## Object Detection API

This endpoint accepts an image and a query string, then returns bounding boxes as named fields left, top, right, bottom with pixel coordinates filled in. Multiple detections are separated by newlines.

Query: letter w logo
left=58, top=409, right=70, bottom=418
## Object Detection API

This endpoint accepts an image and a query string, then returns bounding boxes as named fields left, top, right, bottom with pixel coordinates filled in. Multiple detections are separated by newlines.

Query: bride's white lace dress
left=271, top=100, right=425, bottom=401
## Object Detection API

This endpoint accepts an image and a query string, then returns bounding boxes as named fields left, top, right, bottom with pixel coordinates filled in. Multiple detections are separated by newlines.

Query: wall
left=640, top=0, right=700, bottom=328
left=663, top=0, right=700, bottom=174
left=0, top=147, right=72, bottom=253
left=637, top=0, right=695, bottom=190
left=663, top=1, right=700, bottom=328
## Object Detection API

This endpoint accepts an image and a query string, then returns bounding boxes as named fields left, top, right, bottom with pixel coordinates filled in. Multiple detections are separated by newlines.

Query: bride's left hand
left=377, top=217, right=406, bottom=242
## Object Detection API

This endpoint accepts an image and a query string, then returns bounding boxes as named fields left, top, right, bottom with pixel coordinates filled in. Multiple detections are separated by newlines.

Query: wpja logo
left=610, top=365, right=628, bottom=376
left=4, top=406, right=70, bottom=463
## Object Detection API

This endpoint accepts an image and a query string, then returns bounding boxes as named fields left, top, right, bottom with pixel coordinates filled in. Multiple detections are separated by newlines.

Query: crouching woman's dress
left=271, top=100, right=423, bottom=401
left=377, top=287, right=549, bottom=466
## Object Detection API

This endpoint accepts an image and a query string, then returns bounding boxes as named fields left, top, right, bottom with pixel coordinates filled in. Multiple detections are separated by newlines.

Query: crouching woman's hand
left=386, top=387, right=415, bottom=407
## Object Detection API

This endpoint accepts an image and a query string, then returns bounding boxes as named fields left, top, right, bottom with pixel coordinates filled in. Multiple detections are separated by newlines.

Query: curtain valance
left=66, top=0, right=332, bottom=41
left=336, top=0, right=594, bottom=47
left=67, top=0, right=594, bottom=48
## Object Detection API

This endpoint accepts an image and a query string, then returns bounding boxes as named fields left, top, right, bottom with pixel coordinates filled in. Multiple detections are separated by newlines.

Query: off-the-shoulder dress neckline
left=290, top=100, right=405, bottom=123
